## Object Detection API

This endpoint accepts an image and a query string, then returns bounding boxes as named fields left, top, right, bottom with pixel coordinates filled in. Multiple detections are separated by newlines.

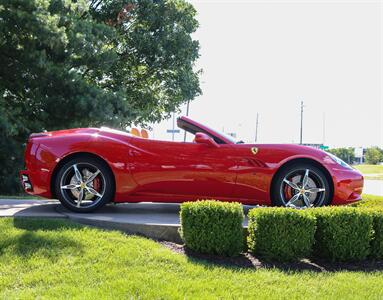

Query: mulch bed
left=160, top=241, right=383, bottom=272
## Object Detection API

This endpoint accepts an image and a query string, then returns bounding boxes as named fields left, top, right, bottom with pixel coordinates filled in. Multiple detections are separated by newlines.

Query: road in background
left=363, top=180, right=383, bottom=196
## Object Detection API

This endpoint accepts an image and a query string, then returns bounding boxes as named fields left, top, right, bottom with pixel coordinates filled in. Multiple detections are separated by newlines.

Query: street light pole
left=183, top=100, right=190, bottom=142
left=322, top=112, right=326, bottom=145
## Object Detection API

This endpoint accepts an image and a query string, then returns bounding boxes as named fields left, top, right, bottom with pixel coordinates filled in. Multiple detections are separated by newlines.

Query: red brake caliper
left=93, top=177, right=101, bottom=193
left=284, top=178, right=293, bottom=200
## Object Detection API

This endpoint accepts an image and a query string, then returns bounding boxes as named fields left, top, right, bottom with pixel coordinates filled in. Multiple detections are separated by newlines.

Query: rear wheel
left=54, top=156, right=114, bottom=213
left=272, top=163, right=331, bottom=208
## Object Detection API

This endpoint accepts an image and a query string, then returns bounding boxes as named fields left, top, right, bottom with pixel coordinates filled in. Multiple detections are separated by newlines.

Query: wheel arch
left=50, top=152, right=116, bottom=200
left=270, top=157, right=334, bottom=203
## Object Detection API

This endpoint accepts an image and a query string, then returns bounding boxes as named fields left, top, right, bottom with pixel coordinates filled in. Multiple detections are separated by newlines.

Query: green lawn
left=351, top=194, right=383, bottom=209
left=0, top=195, right=42, bottom=200
left=354, top=164, right=383, bottom=180
left=0, top=218, right=383, bottom=299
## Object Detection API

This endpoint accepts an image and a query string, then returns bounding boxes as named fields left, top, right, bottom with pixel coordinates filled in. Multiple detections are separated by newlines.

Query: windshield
left=177, top=116, right=239, bottom=144
left=207, top=126, right=238, bottom=144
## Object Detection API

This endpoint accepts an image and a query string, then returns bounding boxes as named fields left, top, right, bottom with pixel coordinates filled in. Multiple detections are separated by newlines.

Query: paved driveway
left=0, top=200, right=253, bottom=243
left=0, top=199, right=252, bottom=226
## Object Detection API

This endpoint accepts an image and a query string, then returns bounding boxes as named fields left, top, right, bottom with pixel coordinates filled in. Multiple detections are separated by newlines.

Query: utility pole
left=300, top=100, right=304, bottom=145
left=183, top=100, right=190, bottom=142
left=322, top=112, right=326, bottom=145
left=255, top=113, right=259, bottom=143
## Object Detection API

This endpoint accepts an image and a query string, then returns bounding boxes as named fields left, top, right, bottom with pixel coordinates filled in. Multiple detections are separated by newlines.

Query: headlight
left=326, top=152, right=353, bottom=170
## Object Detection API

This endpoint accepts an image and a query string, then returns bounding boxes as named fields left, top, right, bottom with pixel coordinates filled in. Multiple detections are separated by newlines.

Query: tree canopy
left=327, top=147, right=355, bottom=164
left=365, top=147, right=383, bottom=165
left=0, top=0, right=201, bottom=193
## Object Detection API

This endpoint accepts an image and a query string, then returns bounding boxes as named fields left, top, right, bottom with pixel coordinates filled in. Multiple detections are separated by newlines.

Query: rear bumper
left=19, top=169, right=52, bottom=198
left=19, top=170, right=33, bottom=193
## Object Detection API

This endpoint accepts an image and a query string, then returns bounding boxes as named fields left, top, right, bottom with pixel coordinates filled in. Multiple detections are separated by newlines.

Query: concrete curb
left=1, top=199, right=254, bottom=244
left=55, top=206, right=183, bottom=243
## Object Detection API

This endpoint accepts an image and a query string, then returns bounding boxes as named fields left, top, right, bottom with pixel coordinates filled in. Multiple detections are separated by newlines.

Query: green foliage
left=327, top=147, right=355, bottom=164
left=0, top=0, right=200, bottom=193
left=354, top=165, right=383, bottom=180
left=368, top=210, right=383, bottom=259
left=247, top=208, right=316, bottom=261
left=365, top=147, right=383, bottom=165
left=311, top=207, right=373, bottom=261
left=179, top=200, right=244, bottom=256
left=351, top=194, right=383, bottom=209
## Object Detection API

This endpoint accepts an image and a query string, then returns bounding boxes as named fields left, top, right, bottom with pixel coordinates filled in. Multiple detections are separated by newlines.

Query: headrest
left=141, top=129, right=149, bottom=139
left=130, top=128, right=141, bottom=137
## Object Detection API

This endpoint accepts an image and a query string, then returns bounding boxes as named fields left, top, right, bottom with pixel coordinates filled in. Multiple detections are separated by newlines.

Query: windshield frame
left=177, top=116, right=236, bottom=144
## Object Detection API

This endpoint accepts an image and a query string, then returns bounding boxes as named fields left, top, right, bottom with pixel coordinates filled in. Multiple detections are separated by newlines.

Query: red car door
left=127, top=138, right=238, bottom=201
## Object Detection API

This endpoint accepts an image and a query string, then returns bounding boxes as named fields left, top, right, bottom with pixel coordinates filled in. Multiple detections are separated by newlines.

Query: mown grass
left=0, top=194, right=42, bottom=200
left=354, top=164, right=383, bottom=180
left=0, top=218, right=383, bottom=299
left=351, top=194, right=383, bottom=209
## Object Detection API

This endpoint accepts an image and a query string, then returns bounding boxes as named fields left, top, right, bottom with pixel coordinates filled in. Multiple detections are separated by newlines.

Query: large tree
left=0, top=0, right=200, bottom=194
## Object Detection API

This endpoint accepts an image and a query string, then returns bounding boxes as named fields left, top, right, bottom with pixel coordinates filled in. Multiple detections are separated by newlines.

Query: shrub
left=179, top=200, right=244, bottom=256
left=247, top=208, right=316, bottom=261
left=312, top=207, right=373, bottom=261
left=369, top=210, right=383, bottom=259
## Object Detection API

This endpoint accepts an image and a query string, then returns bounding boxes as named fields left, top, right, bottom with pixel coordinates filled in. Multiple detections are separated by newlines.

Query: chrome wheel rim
left=280, top=168, right=326, bottom=208
left=60, top=163, right=106, bottom=208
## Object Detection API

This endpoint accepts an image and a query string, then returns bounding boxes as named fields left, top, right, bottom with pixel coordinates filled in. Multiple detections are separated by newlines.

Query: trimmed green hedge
left=179, top=200, right=383, bottom=262
left=247, top=208, right=316, bottom=261
left=369, top=210, right=383, bottom=259
left=311, top=207, right=373, bottom=261
left=180, top=200, right=244, bottom=256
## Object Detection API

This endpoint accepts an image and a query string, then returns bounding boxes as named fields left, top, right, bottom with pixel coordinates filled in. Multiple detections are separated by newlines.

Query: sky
left=151, top=0, right=382, bottom=148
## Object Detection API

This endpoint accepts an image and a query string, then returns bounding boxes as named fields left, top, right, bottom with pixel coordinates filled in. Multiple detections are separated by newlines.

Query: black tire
left=54, top=156, right=114, bottom=213
left=271, top=163, right=331, bottom=208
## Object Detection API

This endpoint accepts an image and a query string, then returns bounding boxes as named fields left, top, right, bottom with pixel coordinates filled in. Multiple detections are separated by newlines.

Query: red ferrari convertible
left=20, top=116, right=363, bottom=212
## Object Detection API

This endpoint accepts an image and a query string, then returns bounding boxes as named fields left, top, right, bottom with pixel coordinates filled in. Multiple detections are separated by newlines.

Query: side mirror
left=194, top=132, right=219, bottom=148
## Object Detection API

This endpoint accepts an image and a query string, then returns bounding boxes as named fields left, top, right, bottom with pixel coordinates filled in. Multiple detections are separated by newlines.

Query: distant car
left=20, top=116, right=363, bottom=212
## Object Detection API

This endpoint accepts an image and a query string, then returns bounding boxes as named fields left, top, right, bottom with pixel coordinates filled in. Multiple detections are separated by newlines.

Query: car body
left=20, top=116, right=363, bottom=211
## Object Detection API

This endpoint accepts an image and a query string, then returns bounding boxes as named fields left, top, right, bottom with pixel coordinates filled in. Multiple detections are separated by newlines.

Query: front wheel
left=54, top=156, right=114, bottom=213
left=271, top=163, right=331, bottom=208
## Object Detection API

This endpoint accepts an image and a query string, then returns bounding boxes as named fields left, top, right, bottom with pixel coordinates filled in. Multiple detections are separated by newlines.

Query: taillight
left=21, top=174, right=33, bottom=191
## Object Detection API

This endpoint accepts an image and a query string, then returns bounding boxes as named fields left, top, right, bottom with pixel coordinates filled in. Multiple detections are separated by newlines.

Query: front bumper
left=329, top=167, right=364, bottom=205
